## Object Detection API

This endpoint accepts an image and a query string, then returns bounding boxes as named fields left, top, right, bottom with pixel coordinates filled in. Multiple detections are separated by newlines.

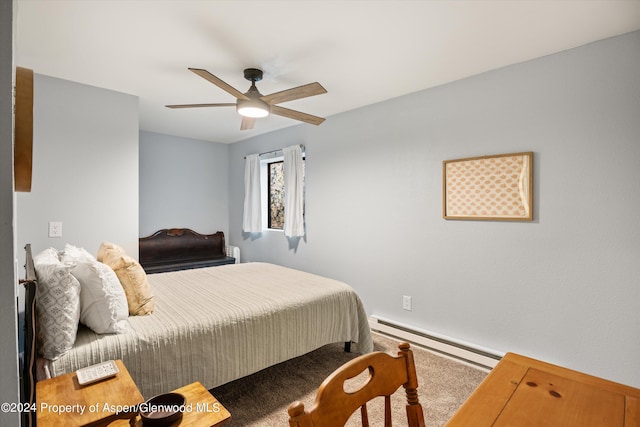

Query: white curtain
left=242, top=154, right=262, bottom=233
left=283, top=145, right=305, bottom=237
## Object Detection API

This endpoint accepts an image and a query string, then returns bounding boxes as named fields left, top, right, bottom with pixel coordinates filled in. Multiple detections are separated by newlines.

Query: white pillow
left=62, top=244, right=129, bottom=334
left=33, top=247, right=81, bottom=360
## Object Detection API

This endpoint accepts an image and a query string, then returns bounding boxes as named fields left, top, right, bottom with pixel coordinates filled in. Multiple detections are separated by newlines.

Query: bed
left=25, top=232, right=373, bottom=399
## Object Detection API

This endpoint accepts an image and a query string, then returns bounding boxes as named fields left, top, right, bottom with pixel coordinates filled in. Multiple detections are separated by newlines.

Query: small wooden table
left=446, top=352, right=640, bottom=426
left=36, top=359, right=144, bottom=427
left=112, top=381, right=231, bottom=427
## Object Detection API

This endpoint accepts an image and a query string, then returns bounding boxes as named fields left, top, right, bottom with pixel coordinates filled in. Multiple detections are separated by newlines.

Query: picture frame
left=443, top=152, right=533, bottom=221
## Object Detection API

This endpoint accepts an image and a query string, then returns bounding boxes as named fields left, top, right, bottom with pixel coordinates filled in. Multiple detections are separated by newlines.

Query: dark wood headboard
left=139, top=228, right=235, bottom=274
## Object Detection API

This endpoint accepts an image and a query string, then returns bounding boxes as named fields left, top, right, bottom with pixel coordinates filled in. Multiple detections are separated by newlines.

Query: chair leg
left=344, top=341, right=352, bottom=352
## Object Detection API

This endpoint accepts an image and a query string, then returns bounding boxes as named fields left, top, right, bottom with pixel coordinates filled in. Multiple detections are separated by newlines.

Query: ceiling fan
left=166, top=68, right=327, bottom=130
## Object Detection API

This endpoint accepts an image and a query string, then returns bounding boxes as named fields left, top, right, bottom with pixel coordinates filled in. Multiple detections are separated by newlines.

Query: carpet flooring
left=210, top=332, right=487, bottom=426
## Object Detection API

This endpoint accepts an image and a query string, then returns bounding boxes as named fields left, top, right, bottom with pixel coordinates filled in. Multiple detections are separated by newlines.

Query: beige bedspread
left=44, top=262, right=373, bottom=397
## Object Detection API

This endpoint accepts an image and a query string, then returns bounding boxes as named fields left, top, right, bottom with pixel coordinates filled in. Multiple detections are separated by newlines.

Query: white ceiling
left=15, top=0, right=640, bottom=144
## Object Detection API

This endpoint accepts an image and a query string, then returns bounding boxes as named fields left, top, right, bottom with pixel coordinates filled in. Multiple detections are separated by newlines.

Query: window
left=263, top=157, right=305, bottom=230
left=268, top=161, right=285, bottom=229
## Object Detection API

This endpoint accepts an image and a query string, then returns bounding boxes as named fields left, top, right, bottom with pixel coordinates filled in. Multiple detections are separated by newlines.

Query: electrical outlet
left=402, top=295, right=412, bottom=311
left=48, top=221, right=62, bottom=238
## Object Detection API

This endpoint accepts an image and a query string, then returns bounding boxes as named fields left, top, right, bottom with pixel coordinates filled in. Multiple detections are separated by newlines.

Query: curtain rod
left=244, top=144, right=305, bottom=159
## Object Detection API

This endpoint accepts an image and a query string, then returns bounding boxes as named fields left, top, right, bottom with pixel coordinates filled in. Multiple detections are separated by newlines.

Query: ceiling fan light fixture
left=168, top=67, right=326, bottom=130
left=237, top=98, right=270, bottom=118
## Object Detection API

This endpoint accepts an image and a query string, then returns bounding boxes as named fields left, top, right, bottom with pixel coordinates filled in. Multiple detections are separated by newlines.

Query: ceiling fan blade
left=261, top=82, right=327, bottom=105
left=271, top=105, right=325, bottom=126
left=240, top=116, right=255, bottom=130
left=165, top=103, right=236, bottom=109
left=188, top=68, right=250, bottom=101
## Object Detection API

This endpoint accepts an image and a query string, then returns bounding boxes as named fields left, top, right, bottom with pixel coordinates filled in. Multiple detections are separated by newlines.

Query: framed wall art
left=443, top=152, right=533, bottom=221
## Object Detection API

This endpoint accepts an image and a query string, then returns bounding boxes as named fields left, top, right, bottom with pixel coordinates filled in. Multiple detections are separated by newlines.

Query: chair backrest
left=288, top=342, right=425, bottom=427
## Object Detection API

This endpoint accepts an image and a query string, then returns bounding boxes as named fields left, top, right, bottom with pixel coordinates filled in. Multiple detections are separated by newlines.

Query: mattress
left=44, top=262, right=373, bottom=398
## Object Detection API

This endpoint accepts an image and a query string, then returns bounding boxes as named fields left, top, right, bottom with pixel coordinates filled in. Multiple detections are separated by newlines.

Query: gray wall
left=17, top=74, right=139, bottom=260
left=1, top=0, right=21, bottom=424
left=228, top=31, right=640, bottom=387
left=139, top=131, right=229, bottom=238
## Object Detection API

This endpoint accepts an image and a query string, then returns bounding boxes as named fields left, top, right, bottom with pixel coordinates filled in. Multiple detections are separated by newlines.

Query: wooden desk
left=112, top=381, right=231, bottom=427
left=446, top=352, right=640, bottom=426
left=36, top=359, right=144, bottom=427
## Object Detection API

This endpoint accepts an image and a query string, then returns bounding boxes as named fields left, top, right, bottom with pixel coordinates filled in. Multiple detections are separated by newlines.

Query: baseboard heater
left=369, top=316, right=503, bottom=370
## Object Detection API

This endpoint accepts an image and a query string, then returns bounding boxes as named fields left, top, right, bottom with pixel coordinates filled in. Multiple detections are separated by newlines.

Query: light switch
left=402, top=295, right=412, bottom=311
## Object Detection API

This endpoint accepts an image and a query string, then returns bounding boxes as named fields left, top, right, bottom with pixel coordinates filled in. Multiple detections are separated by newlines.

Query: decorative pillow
left=97, top=242, right=154, bottom=316
left=32, top=247, right=81, bottom=360
left=61, top=244, right=129, bottom=334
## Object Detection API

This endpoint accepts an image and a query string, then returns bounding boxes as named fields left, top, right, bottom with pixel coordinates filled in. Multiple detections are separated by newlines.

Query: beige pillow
left=98, top=242, right=154, bottom=316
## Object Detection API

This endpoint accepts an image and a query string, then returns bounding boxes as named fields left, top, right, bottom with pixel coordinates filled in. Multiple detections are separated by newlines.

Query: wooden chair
left=288, top=342, right=425, bottom=427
